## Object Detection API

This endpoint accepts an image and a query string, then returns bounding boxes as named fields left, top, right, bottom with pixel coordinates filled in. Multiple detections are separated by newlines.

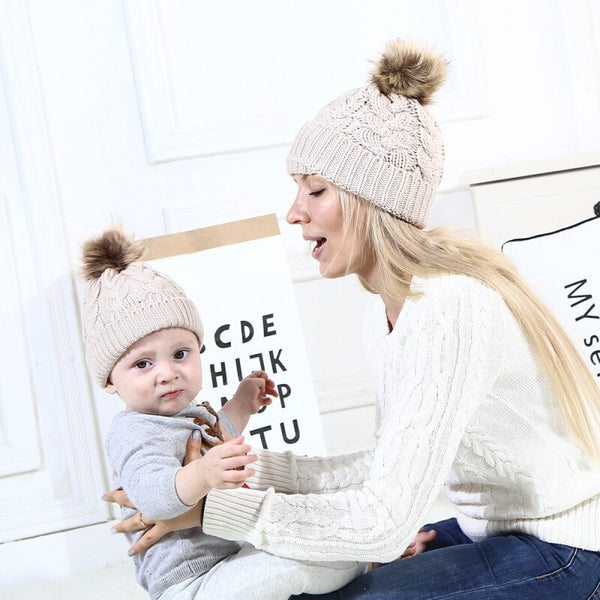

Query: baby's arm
left=107, top=412, right=254, bottom=518
left=106, top=415, right=191, bottom=519
left=174, top=436, right=257, bottom=506
left=221, top=370, right=278, bottom=434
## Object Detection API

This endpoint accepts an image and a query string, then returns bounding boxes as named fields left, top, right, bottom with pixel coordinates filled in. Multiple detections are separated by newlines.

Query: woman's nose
left=286, top=192, right=309, bottom=225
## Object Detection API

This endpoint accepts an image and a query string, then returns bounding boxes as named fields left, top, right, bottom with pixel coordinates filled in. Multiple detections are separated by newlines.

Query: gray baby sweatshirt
left=105, top=404, right=242, bottom=600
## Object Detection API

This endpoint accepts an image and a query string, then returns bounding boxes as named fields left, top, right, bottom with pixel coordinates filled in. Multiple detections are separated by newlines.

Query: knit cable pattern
left=204, top=276, right=502, bottom=562
left=286, top=84, right=444, bottom=228
left=204, top=275, right=600, bottom=557
left=82, top=261, right=203, bottom=386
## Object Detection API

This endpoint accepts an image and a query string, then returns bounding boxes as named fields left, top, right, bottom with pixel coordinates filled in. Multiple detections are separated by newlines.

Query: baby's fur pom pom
left=371, top=40, right=448, bottom=105
left=81, top=225, right=145, bottom=281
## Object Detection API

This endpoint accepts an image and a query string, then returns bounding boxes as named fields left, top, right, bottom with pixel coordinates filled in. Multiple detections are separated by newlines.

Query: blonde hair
left=340, top=189, right=600, bottom=460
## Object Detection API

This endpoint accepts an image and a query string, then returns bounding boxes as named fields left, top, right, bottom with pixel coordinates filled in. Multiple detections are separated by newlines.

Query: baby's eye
left=134, top=360, right=151, bottom=369
left=174, top=349, right=188, bottom=360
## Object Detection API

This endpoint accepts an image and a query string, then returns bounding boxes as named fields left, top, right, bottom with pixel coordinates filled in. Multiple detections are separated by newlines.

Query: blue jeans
left=292, top=518, right=600, bottom=599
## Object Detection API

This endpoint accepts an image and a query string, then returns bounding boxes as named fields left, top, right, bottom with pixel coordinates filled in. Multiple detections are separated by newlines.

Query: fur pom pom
left=81, top=225, right=145, bottom=281
left=371, top=40, right=448, bottom=105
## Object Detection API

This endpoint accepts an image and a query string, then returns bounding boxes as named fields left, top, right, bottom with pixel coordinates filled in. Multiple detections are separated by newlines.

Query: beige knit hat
left=286, top=40, right=448, bottom=228
left=80, top=226, right=203, bottom=387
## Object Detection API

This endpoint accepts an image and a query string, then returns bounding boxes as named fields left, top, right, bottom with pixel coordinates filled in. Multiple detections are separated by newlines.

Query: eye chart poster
left=144, top=214, right=326, bottom=455
left=503, top=215, right=600, bottom=388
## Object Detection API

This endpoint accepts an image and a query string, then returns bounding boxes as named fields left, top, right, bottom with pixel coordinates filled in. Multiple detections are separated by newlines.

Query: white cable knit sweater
left=203, top=275, right=600, bottom=562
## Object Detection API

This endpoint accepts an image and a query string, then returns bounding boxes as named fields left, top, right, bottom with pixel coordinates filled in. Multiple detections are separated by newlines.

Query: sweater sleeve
left=246, top=448, right=374, bottom=494
left=218, top=408, right=239, bottom=438
left=105, top=414, right=191, bottom=520
left=203, top=277, right=505, bottom=562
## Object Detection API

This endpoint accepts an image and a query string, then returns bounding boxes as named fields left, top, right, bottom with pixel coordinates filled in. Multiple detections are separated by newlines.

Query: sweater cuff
left=203, top=487, right=269, bottom=543
left=146, top=468, right=190, bottom=519
left=245, top=449, right=297, bottom=493
left=217, top=409, right=239, bottom=438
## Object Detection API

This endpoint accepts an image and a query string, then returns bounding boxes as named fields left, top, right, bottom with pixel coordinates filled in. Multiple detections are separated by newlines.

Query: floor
left=1, top=562, right=146, bottom=600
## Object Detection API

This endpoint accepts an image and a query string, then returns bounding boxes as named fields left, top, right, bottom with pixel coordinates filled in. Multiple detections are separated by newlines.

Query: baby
left=80, top=226, right=364, bottom=600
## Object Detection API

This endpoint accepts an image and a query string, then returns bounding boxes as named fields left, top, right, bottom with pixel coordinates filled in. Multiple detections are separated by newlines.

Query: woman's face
left=287, top=174, right=375, bottom=280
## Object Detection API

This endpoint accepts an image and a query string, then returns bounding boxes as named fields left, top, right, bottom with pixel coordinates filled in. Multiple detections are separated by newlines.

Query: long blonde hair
left=340, top=189, right=600, bottom=460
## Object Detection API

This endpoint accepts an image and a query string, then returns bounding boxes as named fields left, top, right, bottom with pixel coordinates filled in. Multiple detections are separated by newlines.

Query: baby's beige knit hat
left=80, top=226, right=203, bottom=387
left=286, top=40, right=448, bottom=228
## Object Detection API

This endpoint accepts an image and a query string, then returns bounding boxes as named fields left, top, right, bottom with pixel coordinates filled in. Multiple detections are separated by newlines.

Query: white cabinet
left=466, top=154, right=600, bottom=248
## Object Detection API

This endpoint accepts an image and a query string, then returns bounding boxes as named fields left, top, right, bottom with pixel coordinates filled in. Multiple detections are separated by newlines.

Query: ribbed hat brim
left=286, top=120, right=437, bottom=228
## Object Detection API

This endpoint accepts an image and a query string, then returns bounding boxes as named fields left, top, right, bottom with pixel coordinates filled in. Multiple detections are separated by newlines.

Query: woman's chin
left=319, top=262, right=346, bottom=279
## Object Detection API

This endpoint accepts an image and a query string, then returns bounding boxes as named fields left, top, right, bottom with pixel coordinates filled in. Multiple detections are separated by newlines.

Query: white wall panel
left=0, top=0, right=108, bottom=547
left=123, top=0, right=483, bottom=164
left=0, top=194, right=41, bottom=478
left=559, top=0, right=600, bottom=151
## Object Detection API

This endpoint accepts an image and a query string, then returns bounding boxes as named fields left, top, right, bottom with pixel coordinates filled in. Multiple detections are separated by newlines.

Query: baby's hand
left=401, top=527, right=437, bottom=558
left=369, top=527, right=437, bottom=570
left=232, top=370, right=278, bottom=414
left=200, top=436, right=257, bottom=490
left=221, top=371, right=279, bottom=434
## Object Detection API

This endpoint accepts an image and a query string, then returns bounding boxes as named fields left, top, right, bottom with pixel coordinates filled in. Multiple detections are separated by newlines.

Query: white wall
left=1, top=0, right=599, bottom=588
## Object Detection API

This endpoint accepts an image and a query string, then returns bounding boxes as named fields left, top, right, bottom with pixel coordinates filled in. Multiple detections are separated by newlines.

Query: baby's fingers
left=265, top=380, right=278, bottom=397
left=221, top=453, right=258, bottom=471
left=213, top=438, right=252, bottom=458
left=103, top=488, right=135, bottom=509
left=214, top=467, right=256, bottom=489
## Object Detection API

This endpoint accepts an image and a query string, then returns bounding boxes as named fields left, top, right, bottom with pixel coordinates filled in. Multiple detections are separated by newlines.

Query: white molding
left=462, top=150, right=600, bottom=186
left=0, top=195, right=41, bottom=477
left=434, top=0, right=487, bottom=123
left=122, top=0, right=486, bottom=165
left=122, top=0, right=306, bottom=164
left=315, top=377, right=376, bottom=415
left=0, top=0, right=108, bottom=543
left=559, top=0, right=600, bottom=151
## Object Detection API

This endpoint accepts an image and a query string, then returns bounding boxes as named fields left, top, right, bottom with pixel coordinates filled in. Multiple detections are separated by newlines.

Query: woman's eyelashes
left=309, top=189, right=325, bottom=197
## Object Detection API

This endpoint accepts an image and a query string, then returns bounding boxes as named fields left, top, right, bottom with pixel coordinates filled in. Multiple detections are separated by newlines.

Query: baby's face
left=105, top=327, right=202, bottom=416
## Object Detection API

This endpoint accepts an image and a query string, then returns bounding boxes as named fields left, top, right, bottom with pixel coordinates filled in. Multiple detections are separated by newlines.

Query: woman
left=111, top=40, right=600, bottom=598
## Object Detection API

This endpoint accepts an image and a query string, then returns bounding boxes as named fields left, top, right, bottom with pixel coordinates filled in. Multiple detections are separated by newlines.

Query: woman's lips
left=311, top=238, right=326, bottom=259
